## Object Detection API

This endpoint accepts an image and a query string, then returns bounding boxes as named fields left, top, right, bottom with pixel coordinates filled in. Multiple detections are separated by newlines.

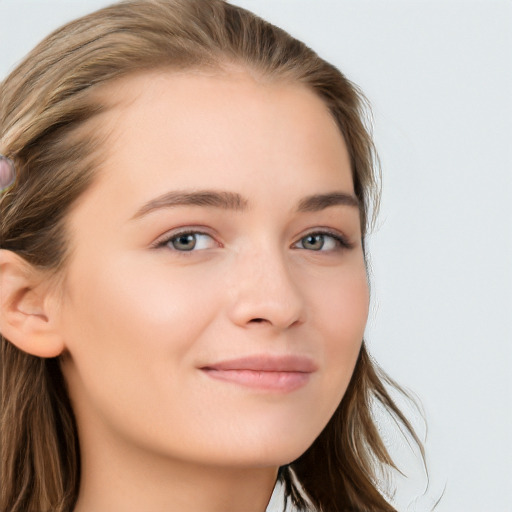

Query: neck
left=72, top=431, right=279, bottom=512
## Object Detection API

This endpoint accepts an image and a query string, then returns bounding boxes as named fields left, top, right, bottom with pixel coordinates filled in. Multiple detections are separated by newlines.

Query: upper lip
left=200, top=355, right=318, bottom=373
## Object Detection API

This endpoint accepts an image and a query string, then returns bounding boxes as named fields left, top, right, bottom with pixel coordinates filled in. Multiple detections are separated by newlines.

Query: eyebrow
left=131, top=189, right=359, bottom=220
left=297, top=191, right=359, bottom=212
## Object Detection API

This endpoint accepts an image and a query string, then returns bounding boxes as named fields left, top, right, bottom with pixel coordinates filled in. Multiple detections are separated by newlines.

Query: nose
left=226, top=243, right=307, bottom=331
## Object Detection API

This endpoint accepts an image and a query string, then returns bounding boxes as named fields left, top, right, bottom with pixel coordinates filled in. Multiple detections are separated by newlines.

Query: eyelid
left=151, top=226, right=354, bottom=252
left=292, top=228, right=353, bottom=251
left=151, top=227, right=220, bottom=250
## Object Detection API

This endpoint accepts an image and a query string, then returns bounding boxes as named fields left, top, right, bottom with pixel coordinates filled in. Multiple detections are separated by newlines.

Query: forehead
left=95, top=69, right=351, bottom=183
left=72, top=68, right=355, bottom=228
left=99, top=67, right=341, bottom=143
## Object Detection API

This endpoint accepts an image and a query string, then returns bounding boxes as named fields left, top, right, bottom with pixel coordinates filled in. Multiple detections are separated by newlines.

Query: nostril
left=250, top=318, right=266, bottom=323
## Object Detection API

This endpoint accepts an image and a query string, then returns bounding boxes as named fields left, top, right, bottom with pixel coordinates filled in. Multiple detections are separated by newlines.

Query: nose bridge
left=227, top=238, right=306, bottom=329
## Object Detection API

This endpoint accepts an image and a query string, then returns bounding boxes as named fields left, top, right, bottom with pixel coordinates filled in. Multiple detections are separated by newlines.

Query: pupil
left=173, top=234, right=196, bottom=251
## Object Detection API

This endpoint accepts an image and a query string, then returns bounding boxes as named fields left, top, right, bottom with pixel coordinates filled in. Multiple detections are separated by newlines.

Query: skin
left=9, top=69, right=370, bottom=511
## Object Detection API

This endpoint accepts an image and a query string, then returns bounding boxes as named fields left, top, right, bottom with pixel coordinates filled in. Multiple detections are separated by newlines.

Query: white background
left=1, top=1, right=511, bottom=511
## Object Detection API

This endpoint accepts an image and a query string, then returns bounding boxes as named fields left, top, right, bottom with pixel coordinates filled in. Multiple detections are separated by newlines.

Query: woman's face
left=58, top=69, right=369, bottom=468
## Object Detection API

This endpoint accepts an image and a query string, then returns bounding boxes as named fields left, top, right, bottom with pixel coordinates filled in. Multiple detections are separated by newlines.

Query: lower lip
left=201, top=369, right=311, bottom=392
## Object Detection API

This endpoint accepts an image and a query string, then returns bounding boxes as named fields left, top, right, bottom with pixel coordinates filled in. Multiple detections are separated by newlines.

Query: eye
left=156, top=231, right=217, bottom=252
left=294, top=231, right=350, bottom=251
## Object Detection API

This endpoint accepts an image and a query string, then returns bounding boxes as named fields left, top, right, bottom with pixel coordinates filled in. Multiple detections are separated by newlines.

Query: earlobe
left=0, top=249, right=65, bottom=358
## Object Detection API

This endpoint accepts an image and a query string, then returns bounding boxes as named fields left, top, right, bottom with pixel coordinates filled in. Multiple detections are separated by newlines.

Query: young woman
left=0, top=1, right=422, bottom=511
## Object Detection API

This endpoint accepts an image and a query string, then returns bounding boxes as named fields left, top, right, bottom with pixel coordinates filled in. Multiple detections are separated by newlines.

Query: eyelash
left=295, top=230, right=353, bottom=251
left=152, top=229, right=216, bottom=252
left=153, top=228, right=353, bottom=253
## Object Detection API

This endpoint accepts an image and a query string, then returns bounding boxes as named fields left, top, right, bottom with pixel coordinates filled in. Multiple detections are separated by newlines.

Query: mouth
left=199, top=355, right=317, bottom=392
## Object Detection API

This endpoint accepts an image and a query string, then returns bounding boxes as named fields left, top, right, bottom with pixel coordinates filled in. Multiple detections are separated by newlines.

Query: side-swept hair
left=0, top=1, right=422, bottom=511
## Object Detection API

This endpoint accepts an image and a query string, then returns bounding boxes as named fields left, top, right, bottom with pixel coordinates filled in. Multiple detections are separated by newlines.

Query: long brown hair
left=0, top=1, right=423, bottom=511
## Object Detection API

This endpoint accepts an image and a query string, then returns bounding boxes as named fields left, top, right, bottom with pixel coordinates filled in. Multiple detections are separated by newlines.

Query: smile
left=200, top=355, right=316, bottom=392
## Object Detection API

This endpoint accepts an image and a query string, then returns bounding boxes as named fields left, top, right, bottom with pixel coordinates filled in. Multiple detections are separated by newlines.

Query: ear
left=0, top=249, right=65, bottom=358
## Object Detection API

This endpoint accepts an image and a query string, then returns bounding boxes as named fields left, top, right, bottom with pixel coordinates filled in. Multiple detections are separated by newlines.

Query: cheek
left=59, top=252, right=227, bottom=454
left=60, top=253, right=221, bottom=384
left=312, top=260, right=369, bottom=338
left=310, top=263, right=369, bottom=395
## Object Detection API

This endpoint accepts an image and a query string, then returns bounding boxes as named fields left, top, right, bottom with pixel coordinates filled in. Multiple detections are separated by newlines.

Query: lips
left=200, top=355, right=317, bottom=392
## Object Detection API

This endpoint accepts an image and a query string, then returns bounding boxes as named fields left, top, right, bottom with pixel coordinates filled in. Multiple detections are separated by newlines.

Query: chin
left=198, top=405, right=336, bottom=468
left=203, top=430, right=318, bottom=469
